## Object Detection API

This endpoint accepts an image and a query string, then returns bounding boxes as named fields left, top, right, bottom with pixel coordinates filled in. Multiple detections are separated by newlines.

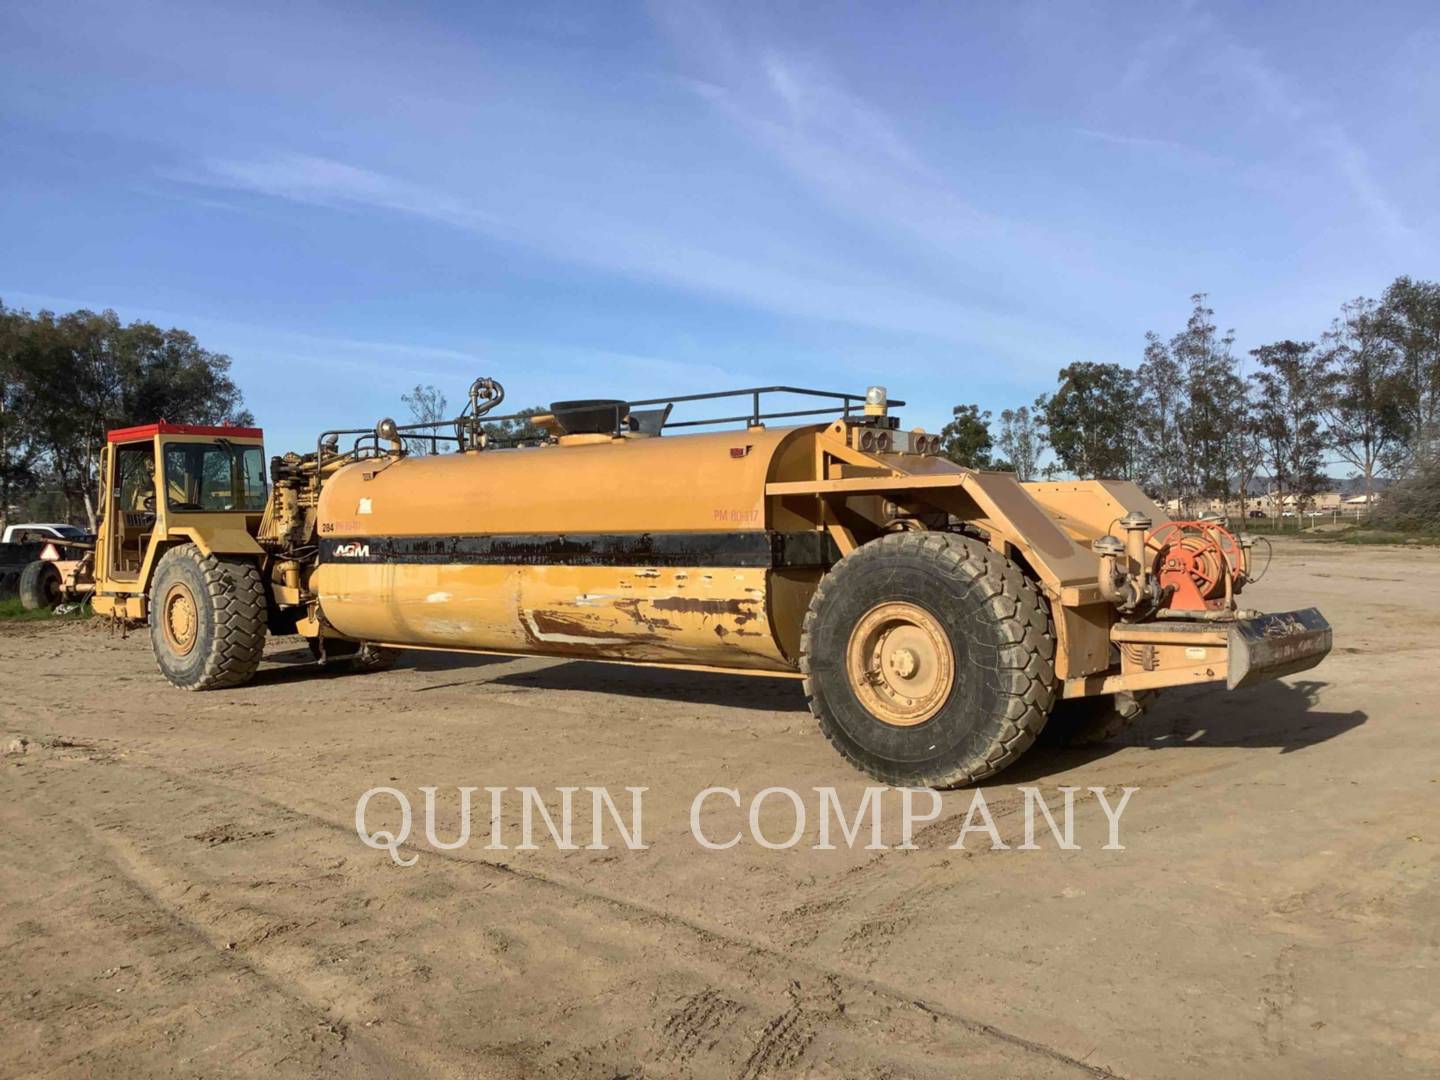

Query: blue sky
left=2, top=0, right=1436, bottom=452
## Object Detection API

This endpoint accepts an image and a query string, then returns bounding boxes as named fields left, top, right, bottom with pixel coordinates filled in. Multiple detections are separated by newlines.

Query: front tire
left=19, top=561, right=63, bottom=610
left=148, top=544, right=266, bottom=690
left=800, top=532, right=1057, bottom=788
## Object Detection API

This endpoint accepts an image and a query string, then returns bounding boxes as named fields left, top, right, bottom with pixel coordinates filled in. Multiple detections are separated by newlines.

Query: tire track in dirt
left=27, top=746, right=1126, bottom=1079
left=9, top=765, right=536, bottom=1078
left=0, top=780, right=408, bottom=1077
left=659, top=987, right=746, bottom=1062
left=774, top=748, right=1241, bottom=965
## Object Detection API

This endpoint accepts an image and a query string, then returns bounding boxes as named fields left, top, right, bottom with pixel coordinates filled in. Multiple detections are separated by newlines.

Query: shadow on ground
left=488, top=660, right=812, bottom=713
left=253, top=643, right=513, bottom=686
left=255, top=642, right=1366, bottom=766
left=1013, top=679, right=1367, bottom=781
left=253, top=645, right=804, bottom=709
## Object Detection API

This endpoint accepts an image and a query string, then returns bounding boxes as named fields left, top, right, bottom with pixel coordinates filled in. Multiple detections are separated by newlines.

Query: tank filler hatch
left=547, top=400, right=675, bottom=438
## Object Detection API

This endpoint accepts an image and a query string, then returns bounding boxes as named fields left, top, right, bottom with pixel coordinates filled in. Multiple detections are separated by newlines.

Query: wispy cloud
left=1114, top=27, right=1419, bottom=254
left=0, top=286, right=484, bottom=380
left=1115, top=29, right=1182, bottom=93
left=1313, top=124, right=1415, bottom=248
left=143, top=1, right=1125, bottom=371
left=656, top=6, right=1001, bottom=249
left=192, top=154, right=501, bottom=231
left=757, top=52, right=930, bottom=177
left=172, top=148, right=1086, bottom=366
left=9, top=0, right=1432, bottom=452
left=1221, top=45, right=1416, bottom=250
left=1074, top=127, right=1198, bottom=155
left=645, top=2, right=1120, bottom=360
left=1072, top=126, right=1232, bottom=173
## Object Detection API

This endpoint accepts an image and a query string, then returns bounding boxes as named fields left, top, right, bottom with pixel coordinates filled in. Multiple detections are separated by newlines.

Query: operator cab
left=96, top=422, right=266, bottom=595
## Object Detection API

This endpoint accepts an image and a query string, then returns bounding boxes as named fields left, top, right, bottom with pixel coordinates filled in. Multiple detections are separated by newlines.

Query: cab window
left=162, top=442, right=267, bottom=512
left=116, top=444, right=157, bottom=512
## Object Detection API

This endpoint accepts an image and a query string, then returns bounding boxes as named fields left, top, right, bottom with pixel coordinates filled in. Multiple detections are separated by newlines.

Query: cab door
left=100, top=438, right=160, bottom=583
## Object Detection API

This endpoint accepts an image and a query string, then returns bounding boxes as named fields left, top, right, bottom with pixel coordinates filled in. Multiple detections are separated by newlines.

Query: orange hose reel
left=1145, top=520, right=1247, bottom=611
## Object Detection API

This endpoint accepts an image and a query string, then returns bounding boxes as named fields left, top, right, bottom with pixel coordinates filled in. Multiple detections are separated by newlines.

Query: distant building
left=1161, top=486, right=1370, bottom=519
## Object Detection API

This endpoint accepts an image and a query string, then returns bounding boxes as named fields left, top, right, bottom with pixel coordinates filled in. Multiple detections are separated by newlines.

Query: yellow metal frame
left=90, top=431, right=266, bottom=620
left=764, top=420, right=1118, bottom=682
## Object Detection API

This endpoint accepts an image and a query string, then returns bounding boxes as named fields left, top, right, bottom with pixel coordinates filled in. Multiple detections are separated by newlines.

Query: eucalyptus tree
left=1251, top=340, right=1328, bottom=522
left=1320, top=297, right=1406, bottom=505
left=938, top=404, right=995, bottom=468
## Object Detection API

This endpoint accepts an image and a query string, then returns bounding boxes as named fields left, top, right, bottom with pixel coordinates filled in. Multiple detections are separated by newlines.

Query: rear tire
left=148, top=544, right=266, bottom=690
left=19, top=561, right=62, bottom=611
left=800, top=532, right=1057, bottom=788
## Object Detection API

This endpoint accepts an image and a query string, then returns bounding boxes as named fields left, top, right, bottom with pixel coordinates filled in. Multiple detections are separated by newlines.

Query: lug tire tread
left=149, top=544, right=266, bottom=691
left=800, top=531, right=1056, bottom=788
left=18, top=560, right=62, bottom=611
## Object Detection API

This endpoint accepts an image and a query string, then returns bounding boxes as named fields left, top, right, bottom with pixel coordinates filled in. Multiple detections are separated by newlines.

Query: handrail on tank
left=314, top=377, right=504, bottom=466
left=313, top=383, right=903, bottom=465
left=480, top=385, right=908, bottom=439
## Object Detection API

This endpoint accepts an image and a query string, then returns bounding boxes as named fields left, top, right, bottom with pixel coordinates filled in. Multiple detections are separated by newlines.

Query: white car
left=1, top=523, right=91, bottom=544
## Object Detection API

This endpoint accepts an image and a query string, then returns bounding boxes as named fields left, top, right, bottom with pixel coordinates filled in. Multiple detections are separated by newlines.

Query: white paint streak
left=522, top=611, right=628, bottom=646
left=422, top=619, right=473, bottom=637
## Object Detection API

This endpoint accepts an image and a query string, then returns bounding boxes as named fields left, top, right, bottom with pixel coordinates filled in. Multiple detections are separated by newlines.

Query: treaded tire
left=19, top=560, right=62, bottom=611
left=801, top=532, right=1057, bottom=788
left=148, top=544, right=266, bottom=690
left=308, top=637, right=398, bottom=672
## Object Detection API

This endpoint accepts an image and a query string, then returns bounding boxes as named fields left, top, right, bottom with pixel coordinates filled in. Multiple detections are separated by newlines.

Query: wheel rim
left=160, top=582, right=199, bottom=656
left=845, top=601, right=955, bottom=726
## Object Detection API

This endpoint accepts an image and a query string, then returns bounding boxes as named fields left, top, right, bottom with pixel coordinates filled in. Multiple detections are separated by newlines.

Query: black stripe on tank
left=318, top=531, right=840, bottom=569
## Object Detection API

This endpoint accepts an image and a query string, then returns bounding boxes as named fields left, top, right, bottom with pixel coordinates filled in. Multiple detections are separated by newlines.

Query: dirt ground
left=2, top=539, right=1437, bottom=1079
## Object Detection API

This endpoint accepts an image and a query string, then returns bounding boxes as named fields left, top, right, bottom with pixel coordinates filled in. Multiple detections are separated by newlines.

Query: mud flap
left=1227, top=608, right=1332, bottom=690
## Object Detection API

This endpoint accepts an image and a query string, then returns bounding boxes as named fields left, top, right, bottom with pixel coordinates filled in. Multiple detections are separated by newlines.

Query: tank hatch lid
left=549, top=399, right=628, bottom=435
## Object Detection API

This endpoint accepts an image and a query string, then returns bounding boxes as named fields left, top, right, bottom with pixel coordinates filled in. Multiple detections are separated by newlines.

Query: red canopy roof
left=106, top=422, right=264, bottom=443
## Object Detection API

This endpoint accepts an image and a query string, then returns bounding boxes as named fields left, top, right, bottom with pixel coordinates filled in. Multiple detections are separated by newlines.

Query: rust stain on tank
left=613, top=598, right=681, bottom=632
left=522, top=609, right=676, bottom=653
left=529, top=610, right=619, bottom=639
left=650, top=597, right=756, bottom=617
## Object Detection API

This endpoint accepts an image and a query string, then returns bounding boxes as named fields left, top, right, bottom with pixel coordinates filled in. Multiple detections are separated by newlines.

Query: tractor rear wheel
left=148, top=544, right=266, bottom=690
left=800, top=531, right=1057, bottom=788
left=19, top=560, right=63, bottom=610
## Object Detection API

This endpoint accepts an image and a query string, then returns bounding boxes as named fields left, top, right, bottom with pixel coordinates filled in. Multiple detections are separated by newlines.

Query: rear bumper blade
left=1227, top=607, right=1333, bottom=690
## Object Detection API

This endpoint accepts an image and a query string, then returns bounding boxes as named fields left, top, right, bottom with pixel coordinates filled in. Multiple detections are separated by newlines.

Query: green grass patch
left=0, top=597, right=93, bottom=621
left=1317, top=529, right=1440, bottom=547
left=1241, top=521, right=1440, bottom=546
left=1240, top=519, right=1364, bottom=536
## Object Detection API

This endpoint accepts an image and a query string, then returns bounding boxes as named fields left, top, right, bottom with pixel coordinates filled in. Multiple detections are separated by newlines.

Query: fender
left=166, top=526, right=265, bottom=558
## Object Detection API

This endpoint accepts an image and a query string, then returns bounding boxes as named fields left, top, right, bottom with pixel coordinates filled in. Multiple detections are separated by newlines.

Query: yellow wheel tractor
left=86, top=380, right=1331, bottom=787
